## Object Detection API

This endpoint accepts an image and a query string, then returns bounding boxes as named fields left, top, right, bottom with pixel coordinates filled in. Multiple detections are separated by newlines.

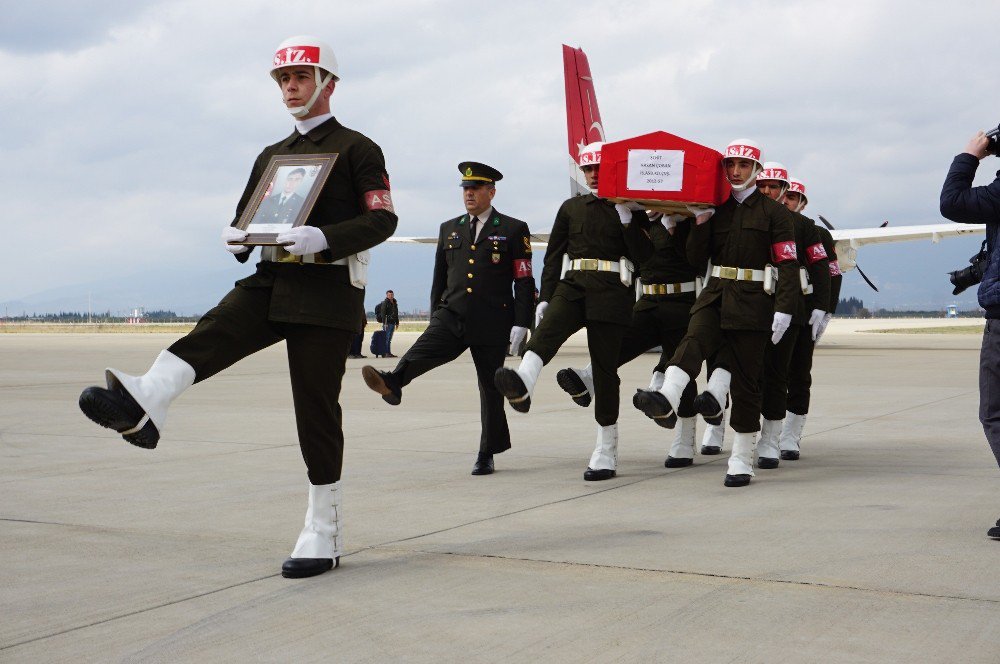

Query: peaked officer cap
left=458, top=161, right=503, bottom=187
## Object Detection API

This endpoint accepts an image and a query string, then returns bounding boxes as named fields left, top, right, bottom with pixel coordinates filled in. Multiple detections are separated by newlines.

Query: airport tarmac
left=2, top=319, right=998, bottom=662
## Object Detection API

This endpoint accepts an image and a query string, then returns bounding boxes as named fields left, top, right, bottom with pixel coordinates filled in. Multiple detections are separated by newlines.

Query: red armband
left=771, top=241, right=797, bottom=262
left=829, top=260, right=842, bottom=276
left=805, top=242, right=828, bottom=264
left=513, top=258, right=532, bottom=278
left=363, top=190, right=394, bottom=213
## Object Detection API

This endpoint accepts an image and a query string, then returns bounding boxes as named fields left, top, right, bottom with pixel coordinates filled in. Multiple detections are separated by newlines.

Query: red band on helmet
left=725, top=145, right=761, bottom=161
left=771, top=241, right=797, bottom=262
left=789, top=182, right=806, bottom=195
left=806, top=243, right=828, bottom=264
left=829, top=260, right=842, bottom=276
left=513, top=258, right=532, bottom=278
left=273, top=45, right=321, bottom=67
left=364, top=190, right=394, bottom=213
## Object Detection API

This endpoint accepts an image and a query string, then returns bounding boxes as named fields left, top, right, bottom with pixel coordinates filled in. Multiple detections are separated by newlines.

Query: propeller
left=818, top=215, right=879, bottom=292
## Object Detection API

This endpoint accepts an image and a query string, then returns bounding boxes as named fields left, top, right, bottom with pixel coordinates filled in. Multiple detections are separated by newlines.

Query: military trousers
left=785, top=324, right=816, bottom=416
left=668, top=301, right=770, bottom=433
left=619, top=303, right=697, bottom=418
left=760, top=323, right=802, bottom=421
left=168, top=284, right=353, bottom=486
left=525, top=293, right=627, bottom=427
left=392, top=316, right=511, bottom=455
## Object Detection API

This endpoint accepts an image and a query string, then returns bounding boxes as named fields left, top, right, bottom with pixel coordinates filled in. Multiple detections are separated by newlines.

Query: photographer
left=940, top=129, right=1000, bottom=540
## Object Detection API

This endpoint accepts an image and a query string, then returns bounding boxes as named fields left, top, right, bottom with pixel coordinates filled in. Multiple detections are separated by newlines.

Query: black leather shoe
left=494, top=368, right=531, bottom=413
left=281, top=556, right=339, bottom=579
left=664, top=456, right=693, bottom=468
left=700, top=445, right=722, bottom=455
left=724, top=474, right=751, bottom=487
left=471, top=453, right=494, bottom=475
left=632, top=389, right=676, bottom=429
left=361, top=365, right=401, bottom=405
left=758, top=457, right=779, bottom=469
left=556, top=369, right=592, bottom=407
left=584, top=467, right=616, bottom=481
left=79, top=383, right=159, bottom=449
left=780, top=450, right=800, bottom=461
left=693, top=391, right=724, bottom=425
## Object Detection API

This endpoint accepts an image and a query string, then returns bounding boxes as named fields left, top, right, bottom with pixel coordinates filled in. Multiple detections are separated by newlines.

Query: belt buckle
left=740, top=269, right=754, bottom=280
left=719, top=266, right=738, bottom=280
left=579, top=258, right=598, bottom=271
left=669, top=283, right=681, bottom=294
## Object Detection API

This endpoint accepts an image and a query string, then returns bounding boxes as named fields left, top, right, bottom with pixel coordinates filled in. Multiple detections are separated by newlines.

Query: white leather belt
left=569, top=258, right=620, bottom=272
left=262, top=246, right=347, bottom=265
left=711, top=265, right=765, bottom=282
left=641, top=281, right=697, bottom=295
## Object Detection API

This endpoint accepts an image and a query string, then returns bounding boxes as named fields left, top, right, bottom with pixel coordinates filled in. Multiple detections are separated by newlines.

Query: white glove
left=816, top=312, right=833, bottom=342
left=661, top=213, right=685, bottom=234
left=509, top=326, right=528, bottom=355
left=222, top=225, right=249, bottom=254
left=614, top=203, right=634, bottom=225
left=646, top=210, right=663, bottom=222
left=771, top=312, right=792, bottom=344
left=808, top=309, right=826, bottom=341
left=686, top=205, right=715, bottom=225
left=275, top=225, right=329, bottom=255
left=534, top=301, right=549, bottom=328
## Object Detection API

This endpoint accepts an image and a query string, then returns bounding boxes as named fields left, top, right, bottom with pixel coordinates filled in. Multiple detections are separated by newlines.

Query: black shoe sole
left=281, top=556, right=339, bottom=579
left=693, top=392, right=723, bottom=425
left=724, top=474, right=752, bottom=487
left=471, top=465, right=495, bottom=475
left=700, top=445, right=722, bottom=455
left=758, top=457, right=780, bottom=469
left=632, top=390, right=676, bottom=429
left=495, top=369, right=531, bottom=413
left=584, top=468, right=616, bottom=481
left=361, top=366, right=401, bottom=406
left=664, top=457, right=693, bottom=468
left=556, top=369, right=591, bottom=407
left=79, top=386, right=159, bottom=449
left=780, top=450, right=800, bottom=461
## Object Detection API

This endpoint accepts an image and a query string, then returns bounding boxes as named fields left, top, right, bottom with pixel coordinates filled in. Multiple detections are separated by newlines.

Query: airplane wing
left=388, top=234, right=550, bottom=250
left=831, top=222, right=985, bottom=271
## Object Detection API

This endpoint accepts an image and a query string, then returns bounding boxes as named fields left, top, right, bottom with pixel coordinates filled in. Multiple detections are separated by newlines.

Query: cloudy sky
left=2, top=0, right=998, bottom=314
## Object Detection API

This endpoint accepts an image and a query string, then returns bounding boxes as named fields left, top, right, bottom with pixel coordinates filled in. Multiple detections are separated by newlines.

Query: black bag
left=370, top=330, right=389, bottom=357
left=374, top=302, right=384, bottom=323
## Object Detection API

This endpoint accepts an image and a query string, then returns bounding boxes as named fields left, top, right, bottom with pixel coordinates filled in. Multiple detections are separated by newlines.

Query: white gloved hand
left=509, top=326, right=528, bottom=356
left=809, top=309, right=826, bottom=341
left=646, top=210, right=663, bottom=222
left=222, top=225, right=250, bottom=254
left=771, top=312, right=792, bottom=344
left=661, top=213, right=685, bottom=234
left=275, top=225, right=329, bottom=256
left=614, top=203, right=634, bottom=225
left=686, top=205, right=715, bottom=225
left=816, top=312, right=833, bottom=341
left=534, top=301, right=549, bottom=328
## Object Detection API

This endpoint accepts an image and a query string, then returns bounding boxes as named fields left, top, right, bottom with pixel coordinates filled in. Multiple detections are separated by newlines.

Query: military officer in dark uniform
left=362, top=162, right=535, bottom=475
left=555, top=211, right=702, bottom=467
left=632, top=139, right=799, bottom=488
left=778, top=177, right=842, bottom=460
left=78, top=36, right=397, bottom=580
left=754, top=163, right=830, bottom=469
left=495, top=142, right=653, bottom=481
left=254, top=167, right=307, bottom=225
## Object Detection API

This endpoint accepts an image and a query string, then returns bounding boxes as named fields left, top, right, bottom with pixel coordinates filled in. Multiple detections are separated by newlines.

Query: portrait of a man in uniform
left=253, top=166, right=308, bottom=226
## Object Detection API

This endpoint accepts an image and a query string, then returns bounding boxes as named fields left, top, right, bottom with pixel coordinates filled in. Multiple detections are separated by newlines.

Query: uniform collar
left=733, top=187, right=761, bottom=207
left=281, top=116, right=343, bottom=147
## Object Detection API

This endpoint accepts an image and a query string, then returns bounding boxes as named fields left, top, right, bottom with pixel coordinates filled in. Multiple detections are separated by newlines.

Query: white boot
left=696, top=368, right=731, bottom=425
left=106, top=350, right=195, bottom=434
left=700, top=407, right=728, bottom=454
left=634, top=365, right=689, bottom=429
left=724, top=432, right=757, bottom=487
left=516, top=351, right=544, bottom=396
left=283, top=481, right=343, bottom=578
left=658, top=366, right=689, bottom=410
left=585, top=423, right=618, bottom=480
left=779, top=411, right=807, bottom=460
left=665, top=417, right=696, bottom=467
left=648, top=370, right=665, bottom=391
left=757, top=418, right=783, bottom=468
left=498, top=350, right=544, bottom=412
left=557, top=363, right=595, bottom=407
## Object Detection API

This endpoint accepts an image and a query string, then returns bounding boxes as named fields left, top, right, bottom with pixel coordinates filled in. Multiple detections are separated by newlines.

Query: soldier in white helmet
left=633, top=139, right=799, bottom=487
left=494, top=141, right=653, bottom=481
left=78, top=36, right=397, bottom=579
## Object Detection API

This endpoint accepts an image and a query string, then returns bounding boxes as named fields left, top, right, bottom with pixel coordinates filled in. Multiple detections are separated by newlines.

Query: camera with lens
left=949, top=240, right=989, bottom=295
left=987, top=124, right=1000, bottom=158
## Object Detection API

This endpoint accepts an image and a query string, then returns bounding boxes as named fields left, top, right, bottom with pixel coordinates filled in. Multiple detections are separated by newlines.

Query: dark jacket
left=816, top=225, right=843, bottom=314
left=376, top=298, right=399, bottom=325
left=230, top=117, right=397, bottom=332
left=430, top=208, right=536, bottom=345
left=540, top=194, right=654, bottom=324
left=633, top=218, right=700, bottom=326
left=792, top=211, right=831, bottom=322
left=940, top=153, right=1000, bottom=317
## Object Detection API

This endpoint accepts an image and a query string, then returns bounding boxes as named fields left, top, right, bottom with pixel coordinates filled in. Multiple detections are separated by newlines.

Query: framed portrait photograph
left=232, top=153, right=339, bottom=245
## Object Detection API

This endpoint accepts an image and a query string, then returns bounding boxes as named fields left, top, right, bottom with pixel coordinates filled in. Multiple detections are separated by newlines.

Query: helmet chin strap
left=794, top=200, right=807, bottom=213
left=729, top=163, right=762, bottom=192
left=287, top=66, right=334, bottom=118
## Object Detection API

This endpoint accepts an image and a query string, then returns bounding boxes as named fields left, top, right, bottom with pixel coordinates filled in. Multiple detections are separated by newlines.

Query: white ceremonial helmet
left=787, top=176, right=808, bottom=212
left=757, top=161, right=790, bottom=201
left=578, top=141, right=604, bottom=166
left=270, top=35, right=339, bottom=118
left=722, top=138, right=764, bottom=191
